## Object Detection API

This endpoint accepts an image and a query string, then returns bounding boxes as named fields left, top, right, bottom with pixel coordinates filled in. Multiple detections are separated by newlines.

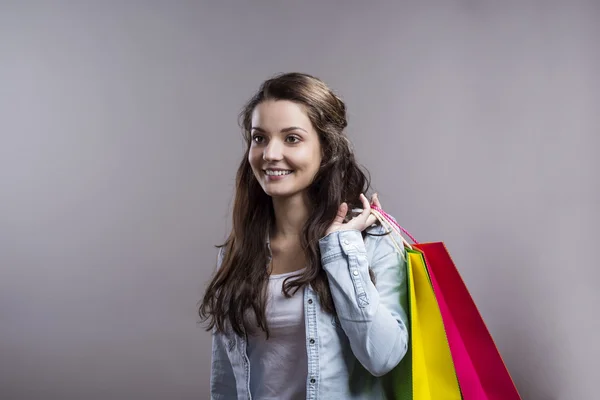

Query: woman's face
left=248, top=100, right=323, bottom=199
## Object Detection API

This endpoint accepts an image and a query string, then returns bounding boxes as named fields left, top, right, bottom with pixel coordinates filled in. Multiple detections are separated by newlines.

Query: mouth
left=263, top=169, right=294, bottom=178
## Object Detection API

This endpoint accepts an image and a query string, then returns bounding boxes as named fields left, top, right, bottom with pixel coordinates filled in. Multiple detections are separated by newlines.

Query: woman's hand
left=325, top=193, right=382, bottom=236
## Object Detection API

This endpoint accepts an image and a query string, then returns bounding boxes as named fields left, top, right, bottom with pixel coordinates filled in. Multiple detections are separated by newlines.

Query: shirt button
left=352, top=270, right=359, bottom=276
left=310, top=378, right=316, bottom=384
left=344, top=239, right=350, bottom=245
left=307, top=299, right=313, bottom=304
left=309, top=338, right=315, bottom=344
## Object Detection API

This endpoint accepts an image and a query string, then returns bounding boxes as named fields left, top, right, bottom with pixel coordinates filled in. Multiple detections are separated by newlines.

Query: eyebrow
left=251, top=126, right=308, bottom=134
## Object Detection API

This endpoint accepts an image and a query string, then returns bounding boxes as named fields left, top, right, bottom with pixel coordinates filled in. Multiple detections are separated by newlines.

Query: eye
left=252, top=134, right=265, bottom=144
left=286, top=135, right=301, bottom=144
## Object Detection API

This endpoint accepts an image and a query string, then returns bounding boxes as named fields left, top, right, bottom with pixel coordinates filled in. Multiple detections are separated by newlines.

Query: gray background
left=1, top=1, right=598, bottom=399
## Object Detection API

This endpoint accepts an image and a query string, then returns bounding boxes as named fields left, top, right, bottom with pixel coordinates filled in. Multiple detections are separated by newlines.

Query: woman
left=199, top=72, right=409, bottom=399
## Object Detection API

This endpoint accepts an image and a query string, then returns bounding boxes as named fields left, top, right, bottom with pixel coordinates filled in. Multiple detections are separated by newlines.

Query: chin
left=261, top=185, right=301, bottom=199
left=263, top=189, right=293, bottom=198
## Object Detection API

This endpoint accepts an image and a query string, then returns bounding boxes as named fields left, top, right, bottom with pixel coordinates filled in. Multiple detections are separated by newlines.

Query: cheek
left=293, top=148, right=321, bottom=170
left=307, top=150, right=322, bottom=172
left=248, top=148, right=261, bottom=167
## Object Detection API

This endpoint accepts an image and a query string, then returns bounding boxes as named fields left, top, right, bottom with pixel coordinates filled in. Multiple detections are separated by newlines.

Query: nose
left=263, top=140, right=283, bottom=162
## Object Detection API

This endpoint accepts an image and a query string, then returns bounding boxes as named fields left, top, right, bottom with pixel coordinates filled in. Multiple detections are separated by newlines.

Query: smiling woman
left=199, top=72, right=409, bottom=400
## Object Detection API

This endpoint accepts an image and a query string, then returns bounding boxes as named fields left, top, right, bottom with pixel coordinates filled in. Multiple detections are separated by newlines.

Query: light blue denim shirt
left=210, top=222, right=409, bottom=400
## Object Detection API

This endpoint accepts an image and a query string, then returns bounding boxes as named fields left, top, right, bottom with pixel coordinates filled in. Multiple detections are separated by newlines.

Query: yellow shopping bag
left=407, top=248, right=462, bottom=399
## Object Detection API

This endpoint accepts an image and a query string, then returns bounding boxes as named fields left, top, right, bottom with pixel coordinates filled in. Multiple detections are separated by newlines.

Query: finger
left=365, top=213, right=377, bottom=227
left=358, top=193, right=372, bottom=221
left=366, top=194, right=379, bottom=226
left=360, top=193, right=370, bottom=208
left=333, top=202, right=348, bottom=224
left=355, top=193, right=379, bottom=228
left=372, top=193, right=382, bottom=209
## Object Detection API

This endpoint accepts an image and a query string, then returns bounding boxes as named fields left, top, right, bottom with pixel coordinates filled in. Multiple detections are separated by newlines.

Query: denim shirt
left=210, top=222, right=409, bottom=400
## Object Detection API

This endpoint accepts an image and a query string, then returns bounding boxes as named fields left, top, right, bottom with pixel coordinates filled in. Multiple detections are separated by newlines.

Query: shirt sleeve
left=319, top=225, right=409, bottom=377
left=209, top=247, right=237, bottom=399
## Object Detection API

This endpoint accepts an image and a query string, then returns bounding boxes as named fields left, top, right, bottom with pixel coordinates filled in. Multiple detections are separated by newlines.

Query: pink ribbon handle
left=371, top=205, right=419, bottom=244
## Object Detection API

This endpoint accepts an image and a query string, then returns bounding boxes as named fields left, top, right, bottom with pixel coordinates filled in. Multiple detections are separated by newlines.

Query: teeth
left=265, top=170, right=292, bottom=176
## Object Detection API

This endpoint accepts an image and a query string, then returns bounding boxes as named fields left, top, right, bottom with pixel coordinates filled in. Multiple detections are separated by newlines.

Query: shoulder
left=360, top=210, right=406, bottom=261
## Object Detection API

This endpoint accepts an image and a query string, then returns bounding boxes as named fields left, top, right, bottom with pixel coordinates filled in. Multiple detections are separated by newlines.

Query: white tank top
left=247, top=268, right=308, bottom=400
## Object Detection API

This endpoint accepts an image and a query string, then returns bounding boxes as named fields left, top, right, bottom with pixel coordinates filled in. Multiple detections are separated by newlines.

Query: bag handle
left=369, top=207, right=414, bottom=258
left=370, top=208, right=409, bottom=258
left=371, top=205, right=419, bottom=244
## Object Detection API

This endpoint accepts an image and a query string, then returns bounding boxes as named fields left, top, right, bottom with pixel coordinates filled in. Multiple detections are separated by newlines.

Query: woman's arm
left=319, top=224, right=409, bottom=377
left=210, top=329, right=237, bottom=399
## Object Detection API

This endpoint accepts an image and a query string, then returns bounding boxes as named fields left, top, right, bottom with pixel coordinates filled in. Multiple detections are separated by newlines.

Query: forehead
left=251, top=100, right=313, bottom=132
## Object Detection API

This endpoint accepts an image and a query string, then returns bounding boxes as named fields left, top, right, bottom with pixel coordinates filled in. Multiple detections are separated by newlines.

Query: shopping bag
left=407, top=248, right=463, bottom=399
left=373, top=206, right=522, bottom=400
left=376, top=212, right=461, bottom=400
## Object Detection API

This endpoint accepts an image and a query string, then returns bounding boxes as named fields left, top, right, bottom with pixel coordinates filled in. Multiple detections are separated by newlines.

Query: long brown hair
left=199, top=72, right=375, bottom=337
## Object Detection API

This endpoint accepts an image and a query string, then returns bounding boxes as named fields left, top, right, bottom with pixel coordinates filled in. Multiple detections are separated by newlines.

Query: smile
left=264, top=170, right=293, bottom=176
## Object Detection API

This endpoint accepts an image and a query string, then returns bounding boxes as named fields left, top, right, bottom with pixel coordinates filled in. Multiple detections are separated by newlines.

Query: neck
left=271, top=193, right=311, bottom=240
